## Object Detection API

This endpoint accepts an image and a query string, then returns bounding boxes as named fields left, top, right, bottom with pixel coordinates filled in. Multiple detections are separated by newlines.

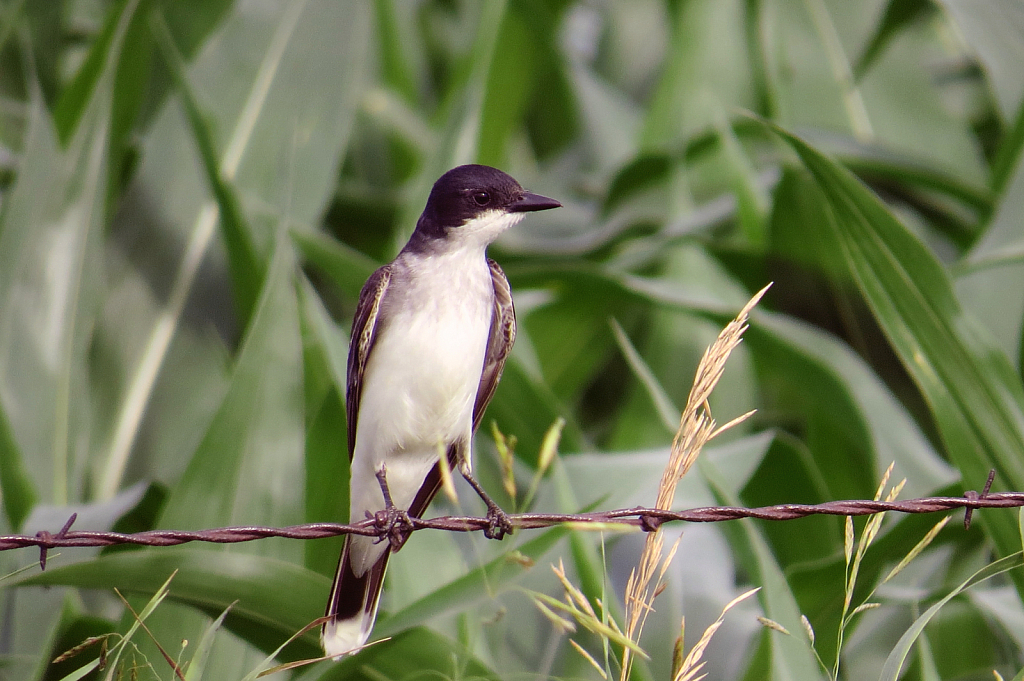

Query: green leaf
left=714, top=109, right=769, bottom=247
left=744, top=0, right=779, bottom=118
left=55, top=660, right=101, bottom=681
left=564, top=45, right=642, bottom=172
left=301, top=387, right=347, bottom=579
left=373, top=0, right=419, bottom=104
left=52, top=0, right=143, bottom=144
left=879, top=552, right=1024, bottom=681
left=990, top=96, right=1024, bottom=198
left=377, top=525, right=569, bottom=637
left=158, top=0, right=235, bottom=62
left=15, top=1, right=57, bottom=109
left=0, top=395, right=36, bottom=531
left=316, top=627, right=501, bottom=681
left=772, top=123, right=1024, bottom=584
left=476, top=8, right=535, bottom=168
left=0, top=61, right=117, bottom=506
left=292, top=228, right=379, bottom=300
left=753, top=313, right=956, bottom=497
left=523, top=287, right=621, bottom=401
left=297, top=276, right=349, bottom=576
left=701, top=456, right=825, bottom=680
left=482, top=358, right=584, bottom=465
left=44, top=615, right=115, bottom=681
left=52, top=0, right=235, bottom=148
left=79, top=569, right=176, bottom=676
left=95, top=0, right=370, bottom=503
left=184, top=603, right=233, bottom=681
left=102, top=482, right=167, bottom=550
left=130, top=232, right=305, bottom=669
left=956, top=126, right=1024, bottom=366
left=158, top=233, right=304, bottom=536
left=296, top=277, right=349, bottom=401
left=12, top=549, right=325, bottom=661
left=853, top=0, right=933, bottom=80
left=920, top=599, right=1003, bottom=679
left=837, top=145, right=992, bottom=220
left=150, top=9, right=263, bottom=324
left=935, top=0, right=1024, bottom=120
left=640, top=0, right=748, bottom=148
left=609, top=317, right=679, bottom=435
left=548, top=254, right=953, bottom=496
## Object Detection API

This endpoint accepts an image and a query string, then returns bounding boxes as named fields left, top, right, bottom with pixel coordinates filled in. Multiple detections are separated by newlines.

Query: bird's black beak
left=510, top=191, right=562, bottom=213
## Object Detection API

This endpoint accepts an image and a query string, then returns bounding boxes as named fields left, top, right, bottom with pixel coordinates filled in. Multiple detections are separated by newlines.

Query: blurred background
left=0, top=0, right=1023, bottom=679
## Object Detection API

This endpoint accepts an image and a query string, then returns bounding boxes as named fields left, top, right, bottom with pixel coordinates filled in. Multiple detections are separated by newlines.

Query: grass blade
left=150, top=9, right=264, bottom=323
left=183, top=603, right=233, bottom=681
left=0, top=396, right=37, bottom=530
left=879, top=552, right=1024, bottom=681
left=771, top=121, right=1024, bottom=591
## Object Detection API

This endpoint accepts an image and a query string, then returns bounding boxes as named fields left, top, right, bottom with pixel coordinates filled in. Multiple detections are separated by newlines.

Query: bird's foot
left=483, top=502, right=513, bottom=540
left=370, top=465, right=414, bottom=551
left=369, top=506, right=413, bottom=551
left=460, top=467, right=513, bottom=540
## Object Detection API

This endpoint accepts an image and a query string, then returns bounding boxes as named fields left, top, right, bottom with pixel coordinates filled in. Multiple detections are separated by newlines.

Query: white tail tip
left=321, top=616, right=372, bottom=659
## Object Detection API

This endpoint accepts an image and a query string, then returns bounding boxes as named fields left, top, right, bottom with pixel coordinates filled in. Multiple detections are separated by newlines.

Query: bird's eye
left=473, top=191, right=490, bottom=206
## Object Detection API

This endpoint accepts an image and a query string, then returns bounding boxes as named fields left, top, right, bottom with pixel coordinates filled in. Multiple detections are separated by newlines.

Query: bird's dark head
left=409, top=164, right=560, bottom=251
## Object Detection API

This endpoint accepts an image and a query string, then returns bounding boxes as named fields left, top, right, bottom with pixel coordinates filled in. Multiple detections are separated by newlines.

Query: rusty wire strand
left=10, top=490, right=1024, bottom=567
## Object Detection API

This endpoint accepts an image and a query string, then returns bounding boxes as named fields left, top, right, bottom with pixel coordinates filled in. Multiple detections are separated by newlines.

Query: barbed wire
left=15, top=481, right=1022, bottom=570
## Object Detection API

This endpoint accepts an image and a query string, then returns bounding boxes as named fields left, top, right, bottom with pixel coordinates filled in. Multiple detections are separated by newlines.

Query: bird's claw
left=483, top=503, right=513, bottom=540
left=369, top=506, right=414, bottom=551
left=458, top=466, right=513, bottom=540
left=371, top=464, right=414, bottom=551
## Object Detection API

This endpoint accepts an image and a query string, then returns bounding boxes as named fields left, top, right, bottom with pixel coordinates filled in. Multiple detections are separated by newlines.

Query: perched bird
left=322, top=164, right=561, bottom=657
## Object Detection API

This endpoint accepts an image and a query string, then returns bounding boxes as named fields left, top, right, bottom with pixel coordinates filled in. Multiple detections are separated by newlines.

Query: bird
left=321, top=164, right=561, bottom=658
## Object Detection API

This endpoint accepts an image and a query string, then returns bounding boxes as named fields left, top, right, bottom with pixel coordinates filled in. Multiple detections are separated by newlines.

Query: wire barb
left=8, top=491, right=1024, bottom=555
left=35, top=513, right=78, bottom=570
left=963, top=469, right=997, bottom=530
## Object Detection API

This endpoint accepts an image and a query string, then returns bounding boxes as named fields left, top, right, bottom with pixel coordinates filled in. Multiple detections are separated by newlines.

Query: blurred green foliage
left=0, top=0, right=1023, bottom=679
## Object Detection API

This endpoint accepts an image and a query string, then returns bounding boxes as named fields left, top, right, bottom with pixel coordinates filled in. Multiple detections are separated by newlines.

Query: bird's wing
left=472, top=258, right=516, bottom=431
left=407, top=259, right=516, bottom=520
left=346, top=264, right=393, bottom=458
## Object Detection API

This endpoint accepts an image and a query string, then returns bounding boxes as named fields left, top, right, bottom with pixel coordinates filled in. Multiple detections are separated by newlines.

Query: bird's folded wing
left=346, top=265, right=393, bottom=458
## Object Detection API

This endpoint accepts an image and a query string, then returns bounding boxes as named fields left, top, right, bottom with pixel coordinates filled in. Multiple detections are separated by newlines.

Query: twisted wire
left=16, top=489, right=1023, bottom=566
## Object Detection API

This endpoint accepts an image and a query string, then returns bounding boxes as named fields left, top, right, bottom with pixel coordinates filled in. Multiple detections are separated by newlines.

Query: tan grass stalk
left=619, top=285, right=769, bottom=681
left=882, top=516, right=950, bottom=584
left=756, top=616, right=790, bottom=635
left=437, top=441, right=458, bottom=505
left=833, top=462, right=908, bottom=679
left=522, top=418, right=566, bottom=510
left=547, top=560, right=647, bottom=655
left=571, top=638, right=609, bottom=680
left=672, top=588, right=760, bottom=681
left=490, top=421, right=518, bottom=500
left=800, top=614, right=815, bottom=645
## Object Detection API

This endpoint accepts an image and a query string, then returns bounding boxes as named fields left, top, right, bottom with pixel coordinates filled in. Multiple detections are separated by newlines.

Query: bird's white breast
left=350, top=248, right=494, bottom=514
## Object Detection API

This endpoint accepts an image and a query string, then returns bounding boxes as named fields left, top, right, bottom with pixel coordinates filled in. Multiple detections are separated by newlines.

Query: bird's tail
left=321, top=535, right=390, bottom=658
